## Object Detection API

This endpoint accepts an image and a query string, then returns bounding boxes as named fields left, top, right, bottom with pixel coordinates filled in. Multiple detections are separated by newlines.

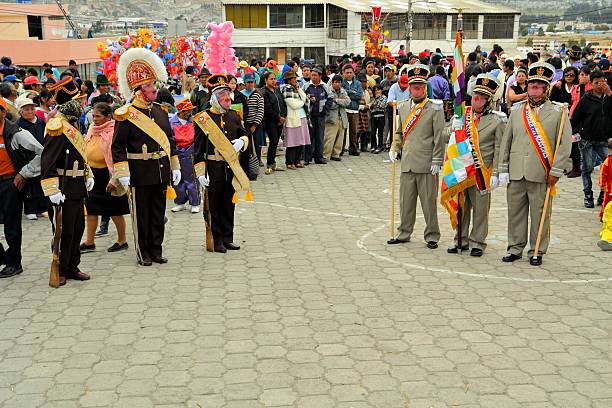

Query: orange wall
left=0, top=15, right=30, bottom=39
left=0, top=38, right=108, bottom=66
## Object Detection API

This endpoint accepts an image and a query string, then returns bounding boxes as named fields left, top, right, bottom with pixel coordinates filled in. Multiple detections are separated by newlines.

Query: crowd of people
left=0, top=41, right=611, bottom=281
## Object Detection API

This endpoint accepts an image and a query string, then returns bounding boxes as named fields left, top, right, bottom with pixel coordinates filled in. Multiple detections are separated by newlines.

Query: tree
left=594, top=24, right=609, bottom=31
left=579, top=37, right=586, bottom=46
left=546, top=23, right=556, bottom=32
left=519, top=25, right=529, bottom=36
left=526, top=37, right=534, bottom=46
left=537, top=27, right=545, bottom=36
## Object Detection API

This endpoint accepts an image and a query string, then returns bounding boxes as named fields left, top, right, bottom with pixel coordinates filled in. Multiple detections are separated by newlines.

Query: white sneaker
left=171, top=204, right=186, bottom=212
left=191, top=206, right=200, bottom=214
left=26, top=214, right=37, bottom=220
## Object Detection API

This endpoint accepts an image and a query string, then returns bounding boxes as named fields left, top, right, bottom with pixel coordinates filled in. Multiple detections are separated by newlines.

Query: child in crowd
left=368, top=85, right=387, bottom=154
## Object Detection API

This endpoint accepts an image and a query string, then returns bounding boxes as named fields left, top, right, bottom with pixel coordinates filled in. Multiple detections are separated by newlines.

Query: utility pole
left=54, top=0, right=81, bottom=39
left=405, top=0, right=413, bottom=52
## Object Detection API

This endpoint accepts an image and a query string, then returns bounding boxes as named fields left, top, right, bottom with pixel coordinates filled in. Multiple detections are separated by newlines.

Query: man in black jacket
left=571, top=70, right=612, bottom=208
left=0, top=97, right=43, bottom=278
left=191, top=68, right=211, bottom=113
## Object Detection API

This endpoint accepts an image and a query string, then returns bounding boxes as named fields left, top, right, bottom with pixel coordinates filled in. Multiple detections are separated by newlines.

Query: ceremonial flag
left=441, top=31, right=473, bottom=229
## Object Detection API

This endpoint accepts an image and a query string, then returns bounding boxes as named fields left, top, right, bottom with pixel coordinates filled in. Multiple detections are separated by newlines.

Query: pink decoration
left=203, top=21, right=237, bottom=75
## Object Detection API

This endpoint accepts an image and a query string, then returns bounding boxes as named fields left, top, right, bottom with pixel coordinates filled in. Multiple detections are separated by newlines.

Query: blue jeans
left=579, top=139, right=609, bottom=195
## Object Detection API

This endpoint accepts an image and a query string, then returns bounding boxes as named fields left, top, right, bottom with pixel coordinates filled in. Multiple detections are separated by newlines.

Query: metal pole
left=406, top=0, right=413, bottom=53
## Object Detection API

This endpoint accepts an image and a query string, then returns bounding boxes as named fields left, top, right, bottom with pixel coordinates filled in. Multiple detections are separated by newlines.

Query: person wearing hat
left=385, top=73, right=411, bottom=149
left=40, top=75, right=95, bottom=285
left=282, top=70, right=310, bottom=169
left=23, top=76, right=42, bottom=94
left=170, top=99, right=200, bottom=214
left=0, top=96, right=44, bottom=278
left=567, top=45, right=583, bottom=69
left=498, top=61, right=572, bottom=266
left=112, top=48, right=182, bottom=267
left=241, top=72, right=265, bottom=164
left=446, top=74, right=507, bottom=257
left=193, top=73, right=253, bottom=253
left=191, top=68, right=211, bottom=113
left=88, top=74, right=118, bottom=106
left=388, top=64, right=445, bottom=249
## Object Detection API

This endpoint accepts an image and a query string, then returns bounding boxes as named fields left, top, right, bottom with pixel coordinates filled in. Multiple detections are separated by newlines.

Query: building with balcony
left=221, top=0, right=520, bottom=65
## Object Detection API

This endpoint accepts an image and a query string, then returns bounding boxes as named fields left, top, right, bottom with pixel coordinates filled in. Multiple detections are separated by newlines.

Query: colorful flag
left=441, top=31, right=472, bottom=229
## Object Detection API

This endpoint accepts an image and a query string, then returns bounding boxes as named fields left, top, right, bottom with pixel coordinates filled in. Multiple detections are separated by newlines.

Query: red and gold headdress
left=117, top=48, right=167, bottom=100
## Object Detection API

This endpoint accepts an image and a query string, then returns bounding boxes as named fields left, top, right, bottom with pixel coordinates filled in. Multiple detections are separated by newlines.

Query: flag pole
left=456, top=9, right=465, bottom=252
left=389, top=101, right=398, bottom=240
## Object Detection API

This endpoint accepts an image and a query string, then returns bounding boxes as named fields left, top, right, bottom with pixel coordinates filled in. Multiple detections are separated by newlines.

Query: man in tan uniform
left=447, top=73, right=507, bottom=257
left=498, top=62, right=572, bottom=266
left=388, top=64, right=445, bottom=249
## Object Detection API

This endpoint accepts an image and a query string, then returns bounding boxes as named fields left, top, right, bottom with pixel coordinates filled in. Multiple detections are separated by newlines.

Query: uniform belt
left=57, top=169, right=85, bottom=177
left=208, top=154, right=226, bottom=162
left=126, top=151, right=167, bottom=160
left=0, top=172, right=17, bottom=181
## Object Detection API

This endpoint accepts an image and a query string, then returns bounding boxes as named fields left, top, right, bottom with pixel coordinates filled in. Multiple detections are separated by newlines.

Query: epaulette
left=510, top=101, right=525, bottom=112
left=430, top=99, right=443, bottom=110
left=113, top=104, right=130, bottom=121
left=491, top=110, right=508, bottom=123
left=158, top=103, right=169, bottom=113
left=551, top=101, right=568, bottom=113
left=45, top=117, right=64, bottom=136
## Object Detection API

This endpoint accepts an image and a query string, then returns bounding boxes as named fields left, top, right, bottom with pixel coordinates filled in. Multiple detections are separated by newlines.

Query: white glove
left=85, top=177, right=95, bottom=192
left=232, top=138, right=245, bottom=153
left=49, top=192, right=65, bottom=205
left=452, top=115, right=463, bottom=130
left=430, top=165, right=441, bottom=175
left=389, top=150, right=398, bottom=162
left=172, top=169, right=181, bottom=186
left=490, top=175, right=499, bottom=190
left=572, top=133, right=581, bottom=142
left=118, top=176, right=130, bottom=188
left=198, top=175, right=210, bottom=188
left=498, top=173, right=510, bottom=187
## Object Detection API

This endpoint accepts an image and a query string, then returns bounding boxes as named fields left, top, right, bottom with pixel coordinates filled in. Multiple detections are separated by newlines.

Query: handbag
left=246, top=131, right=260, bottom=181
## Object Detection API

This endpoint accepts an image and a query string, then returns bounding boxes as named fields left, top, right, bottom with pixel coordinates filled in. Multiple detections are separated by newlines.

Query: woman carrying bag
left=281, top=71, right=310, bottom=170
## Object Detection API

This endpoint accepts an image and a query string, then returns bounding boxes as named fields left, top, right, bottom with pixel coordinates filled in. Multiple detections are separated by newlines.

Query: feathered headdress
left=117, top=48, right=167, bottom=100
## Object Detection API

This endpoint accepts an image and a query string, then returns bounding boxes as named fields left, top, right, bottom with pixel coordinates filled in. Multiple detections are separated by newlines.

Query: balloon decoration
left=96, top=28, right=208, bottom=88
left=202, top=21, right=238, bottom=75
left=364, top=7, right=391, bottom=59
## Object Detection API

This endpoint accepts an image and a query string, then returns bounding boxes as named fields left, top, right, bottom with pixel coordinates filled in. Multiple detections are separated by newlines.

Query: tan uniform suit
left=395, top=98, right=445, bottom=243
left=455, top=111, right=506, bottom=250
left=499, top=100, right=572, bottom=256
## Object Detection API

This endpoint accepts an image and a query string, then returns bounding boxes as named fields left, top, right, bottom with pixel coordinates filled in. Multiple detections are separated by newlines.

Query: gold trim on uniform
left=239, top=136, right=249, bottom=152
left=41, top=177, right=60, bottom=196
left=114, top=161, right=130, bottom=178
left=170, top=155, right=180, bottom=171
left=45, top=117, right=64, bottom=136
left=113, top=105, right=130, bottom=121
left=194, top=161, right=206, bottom=179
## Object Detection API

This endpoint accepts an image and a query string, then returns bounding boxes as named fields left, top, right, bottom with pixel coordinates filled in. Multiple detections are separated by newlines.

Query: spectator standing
left=570, top=71, right=612, bottom=208
left=357, top=74, right=371, bottom=152
left=304, top=67, right=330, bottom=165
left=507, top=67, right=528, bottom=109
left=323, top=76, right=350, bottom=161
left=428, top=66, right=450, bottom=100
left=262, top=71, right=287, bottom=174
left=282, top=70, right=311, bottom=169
left=241, top=73, right=265, bottom=165
left=34, top=89, right=55, bottom=123
left=341, top=64, right=363, bottom=156
left=369, top=85, right=387, bottom=153
left=191, top=68, right=211, bottom=113
left=570, top=67, right=593, bottom=117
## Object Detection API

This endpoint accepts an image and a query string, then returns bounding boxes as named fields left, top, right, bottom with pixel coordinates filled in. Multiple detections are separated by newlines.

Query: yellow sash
left=61, top=118, right=88, bottom=162
left=400, top=98, right=429, bottom=147
left=194, top=111, right=253, bottom=203
left=466, top=108, right=492, bottom=191
left=126, top=106, right=171, bottom=158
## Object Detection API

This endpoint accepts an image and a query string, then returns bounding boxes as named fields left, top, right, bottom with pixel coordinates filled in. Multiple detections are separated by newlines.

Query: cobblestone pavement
left=1, top=152, right=611, bottom=408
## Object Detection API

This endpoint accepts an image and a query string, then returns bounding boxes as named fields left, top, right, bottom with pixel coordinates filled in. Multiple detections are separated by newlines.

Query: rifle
left=203, top=173, right=214, bottom=252
left=49, top=149, right=69, bottom=288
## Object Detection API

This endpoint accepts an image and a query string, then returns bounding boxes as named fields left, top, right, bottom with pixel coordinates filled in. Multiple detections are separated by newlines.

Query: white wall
left=232, top=28, right=326, bottom=48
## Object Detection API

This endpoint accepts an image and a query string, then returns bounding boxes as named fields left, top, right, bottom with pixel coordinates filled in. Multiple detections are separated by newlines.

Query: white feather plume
left=117, top=48, right=168, bottom=100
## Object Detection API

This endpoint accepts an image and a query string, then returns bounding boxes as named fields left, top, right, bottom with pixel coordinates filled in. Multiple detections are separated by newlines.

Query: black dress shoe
left=348, top=151, right=360, bottom=156
left=107, top=242, right=128, bottom=252
left=502, top=253, right=521, bottom=262
left=151, top=256, right=168, bottom=264
left=139, top=258, right=153, bottom=266
left=447, top=246, right=468, bottom=254
left=214, top=243, right=227, bottom=253
left=59, top=276, right=67, bottom=286
left=387, top=238, right=408, bottom=245
left=330, top=157, right=341, bottom=161
left=470, top=248, right=483, bottom=257
left=529, top=256, right=543, bottom=266
left=426, top=241, right=438, bottom=249
left=224, top=242, right=241, bottom=250
left=69, top=270, right=90, bottom=281
left=0, top=265, right=23, bottom=278
left=315, top=159, right=327, bottom=164
left=79, top=243, right=96, bottom=253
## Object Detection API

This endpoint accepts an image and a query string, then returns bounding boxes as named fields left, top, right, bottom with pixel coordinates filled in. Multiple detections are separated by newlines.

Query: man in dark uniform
left=112, top=48, right=181, bottom=266
left=193, top=74, right=252, bottom=253
left=40, top=76, right=94, bottom=286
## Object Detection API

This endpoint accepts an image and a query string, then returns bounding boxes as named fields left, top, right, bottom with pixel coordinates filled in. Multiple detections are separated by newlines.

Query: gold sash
left=126, top=106, right=171, bottom=158
left=194, top=111, right=253, bottom=203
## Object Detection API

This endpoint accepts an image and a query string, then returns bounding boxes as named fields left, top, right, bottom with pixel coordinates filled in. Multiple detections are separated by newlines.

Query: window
left=270, top=5, right=303, bottom=28
left=269, top=48, right=302, bottom=64
left=305, top=5, right=324, bottom=28
left=225, top=5, right=266, bottom=29
left=304, top=47, right=325, bottom=64
left=386, top=13, right=407, bottom=41
left=483, top=15, right=514, bottom=39
left=234, top=47, right=267, bottom=63
left=451, top=14, right=478, bottom=39
left=327, top=4, right=347, bottom=39
left=412, top=14, right=446, bottom=40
